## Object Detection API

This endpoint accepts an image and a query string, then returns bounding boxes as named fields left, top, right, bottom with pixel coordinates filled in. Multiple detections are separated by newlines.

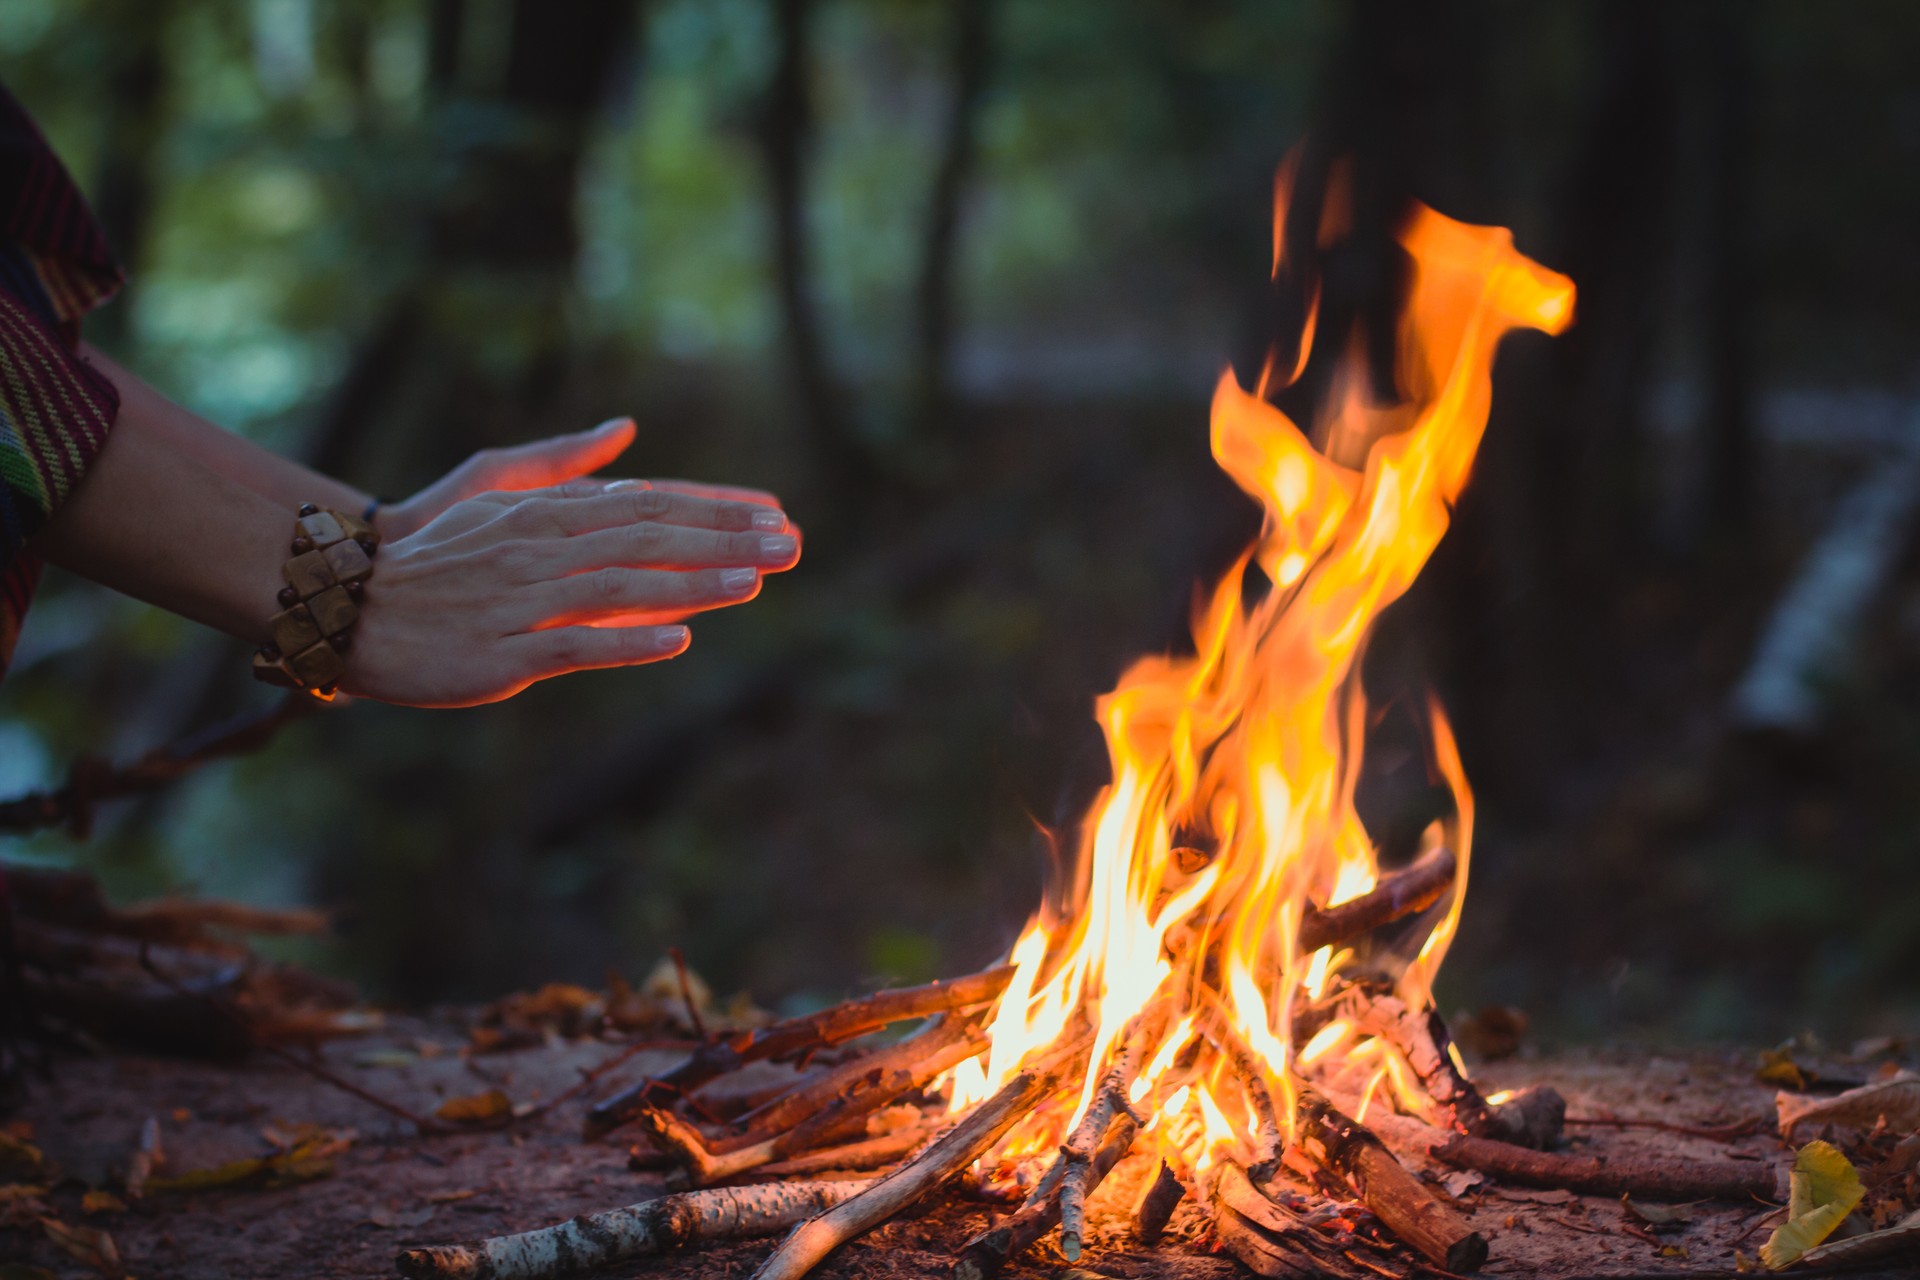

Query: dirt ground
left=1, top=1020, right=1907, bottom=1280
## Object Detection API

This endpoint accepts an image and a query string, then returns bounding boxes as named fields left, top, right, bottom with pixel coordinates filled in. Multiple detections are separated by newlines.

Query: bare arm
left=38, top=360, right=802, bottom=707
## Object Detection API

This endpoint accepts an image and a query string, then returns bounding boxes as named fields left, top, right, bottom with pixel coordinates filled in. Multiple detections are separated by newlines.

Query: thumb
left=473, top=417, right=637, bottom=493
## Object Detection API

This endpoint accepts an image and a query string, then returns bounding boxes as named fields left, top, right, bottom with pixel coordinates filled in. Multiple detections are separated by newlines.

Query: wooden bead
left=283, top=550, right=335, bottom=597
left=327, top=632, right=351, bottom=652
left=321, top=538, right=372, bottom=582
left=345, top=579, right=364, bottom=598
left=297, top=502, right=320, bottom=517
left=269, top=604, right=322, bottom=654
left=291, top=536, right=315, bottom=555
left=251, top=651, right=299, bottom=688
left=296, top=511, right=347, bottom=548
left=287, top=640, right=346, bottom=687
left=305, top=584, right=358, bottom=635
left=277, top=585, right=299, bottom=608
left=354, top=536, right=377, bottom=557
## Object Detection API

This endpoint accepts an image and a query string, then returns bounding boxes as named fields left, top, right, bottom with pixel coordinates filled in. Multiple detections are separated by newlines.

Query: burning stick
left=1430, top=1135, right=1782, bottom=1202
left=396, top=1179, right=872, bottom=1280
left=585, top=966, right=1012, bottom=1139
left=1208, top=1161, right=1370, bottom=1280
left=1132, top=1160, right=1185, bottom=1244
left=1294, top=1087, right=1488, bottom=1273
left=750, top=1042, right=1088, bottom=1280
left=951, top=1114, right=1138, bottom=1280
left=1295, top=845, right=1457, bottom=955
left=639, top=1020, right=988, bottom=1184
left=1055, top=1005, right=1171, bottom=1259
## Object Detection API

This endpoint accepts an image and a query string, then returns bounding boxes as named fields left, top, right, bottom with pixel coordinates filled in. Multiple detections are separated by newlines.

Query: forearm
left=36, top=407, right=286, bottom=644
left=81, top=344, right=371, bottom=519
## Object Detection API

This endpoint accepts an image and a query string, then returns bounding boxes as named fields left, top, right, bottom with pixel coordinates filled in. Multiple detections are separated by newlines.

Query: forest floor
left=4, top=1014, right=1900, bottom=1280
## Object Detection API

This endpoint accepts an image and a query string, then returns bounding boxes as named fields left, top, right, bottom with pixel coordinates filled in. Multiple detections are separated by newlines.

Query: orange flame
left=951, top=167, right=1573, bottom=1179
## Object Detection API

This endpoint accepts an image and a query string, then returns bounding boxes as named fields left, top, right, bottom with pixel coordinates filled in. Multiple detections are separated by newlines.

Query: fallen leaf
left=1777, top=1072, right=1920, bottom=1141
left=1761, top=1140, right=1866, bottom=1269
left=1757, top=1047, right=1810, bottom=1091
left=40, top=1216, right=122, bottom=1278
left=1441, top=1169, right=1486, bottom=1198
left=1622, top=1195, right=1693, bottom=1227
left=0, top=1185, right=52, bottom=1229
left=1800, top=1206, right=1920, bottom=1266
left=142, top=1131, right=343, bottom=1196
left=367, top=1205, right=436, bottom=1229
left=1658, top=1244, right=1690, bottom=1260
left=435, top=1089, right=513, bottom=1125
left=424, top=1188, right=478, bottom=1204
left=81, top=1191, right=125, bottom=1216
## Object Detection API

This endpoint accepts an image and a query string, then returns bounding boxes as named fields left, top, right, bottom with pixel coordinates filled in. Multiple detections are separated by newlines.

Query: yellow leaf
left=1762, top=1140, right=1865, bottom=1269
left=81, top=1191, right=125, bottom=1216
left=435, top=1089, right=513, bottom=1125
left=0, top=1133, right=44, bottom=1181
left=39, top=1216, right=122, bottom=1277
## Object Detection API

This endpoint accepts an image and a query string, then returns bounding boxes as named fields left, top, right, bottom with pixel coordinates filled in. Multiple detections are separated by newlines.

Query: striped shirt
left=0, top=83, right=125, bottom=677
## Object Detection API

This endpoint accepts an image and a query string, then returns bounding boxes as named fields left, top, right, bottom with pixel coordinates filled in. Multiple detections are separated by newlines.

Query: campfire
left=403, top=170, right=1600, bottom=1280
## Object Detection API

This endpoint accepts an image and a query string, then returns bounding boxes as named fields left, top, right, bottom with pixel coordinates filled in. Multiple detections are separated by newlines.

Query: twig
left=0, top=695, right=317, bottom=837
left=1297, top=845, right=1457, bottom=954
left=397, top=1178, right=872, bottom=1280
left=584, top=965, right=1013, bottom=1139
left=951, top=1113, right=1137, bottom=1280
left=668, top=947, right=708, bottom=1042
left=138, top=946, right=450, bottom=1135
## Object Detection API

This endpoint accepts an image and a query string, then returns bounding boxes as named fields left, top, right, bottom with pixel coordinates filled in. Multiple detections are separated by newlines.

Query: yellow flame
left=957, top=162, right=1573, bottom=1179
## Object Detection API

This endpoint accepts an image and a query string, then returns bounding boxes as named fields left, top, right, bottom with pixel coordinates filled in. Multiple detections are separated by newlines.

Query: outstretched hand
left=373, top=418, right=775, bottom=539
left=345, top=481, right=800, bottom=707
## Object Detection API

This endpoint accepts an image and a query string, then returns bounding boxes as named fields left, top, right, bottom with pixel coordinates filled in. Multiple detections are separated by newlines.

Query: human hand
left=376, top=417, right=658, bottom=540
left=341, top=482, right=800, bottom=707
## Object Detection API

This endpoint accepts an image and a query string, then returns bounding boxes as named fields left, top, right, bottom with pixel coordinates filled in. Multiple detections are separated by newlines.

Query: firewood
left=1208, top=1162, right=1376, bottom=1279
left=1132, top=1160, right=1185, bottom=1244
left=584, top=966, right=1013, bottom=1139
left=1295, top=1087, right=1488, bottom=1272
left=750, top=1040, right=1087, bottom=1280
left=754, top=1122, right=940, bottom=1177
left=644, top=1024, right=988, bottom=1184
left=1296, top=845, right=1456, bottom=955
left=1199, top=1008, right=1284, bottom=1179
left=395, top=1179, right=872, bottom=1280
left=1430, top=1134, right=1783, bottom=1202
left=951, top=1114, right=1137, bottom=1280
left=1056, top=1004, right=1170, bottom=1259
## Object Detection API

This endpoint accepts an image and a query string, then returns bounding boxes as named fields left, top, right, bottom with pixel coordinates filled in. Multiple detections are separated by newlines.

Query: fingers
left=471, top=418, right=637, bottom=493
left=646, top=478, right=781, bottom=507
left=510, top=623, right=693, bottom=680
left=506, top=485, right=787, bottom=539
left=530, top=522, right=799, bottom=575
left=523, top=565, right=764, bottom=627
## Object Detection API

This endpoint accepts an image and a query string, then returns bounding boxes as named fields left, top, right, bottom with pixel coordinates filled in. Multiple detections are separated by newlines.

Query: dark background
left=3, top=0, right=1918, bottom=1047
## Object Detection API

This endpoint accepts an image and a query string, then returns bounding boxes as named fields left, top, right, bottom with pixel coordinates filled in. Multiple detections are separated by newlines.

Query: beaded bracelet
left=251, top=502, right=380, bottom=699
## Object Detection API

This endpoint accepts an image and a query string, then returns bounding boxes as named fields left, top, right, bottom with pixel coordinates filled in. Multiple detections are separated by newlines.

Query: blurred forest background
left=3, top=0, right=1920, bottom=1050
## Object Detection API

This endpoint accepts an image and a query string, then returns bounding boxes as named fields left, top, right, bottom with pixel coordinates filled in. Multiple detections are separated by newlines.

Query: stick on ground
left=1431, top=1134, right=1783, bottom=1202
left=396, top=1179, right=871, bottom=1280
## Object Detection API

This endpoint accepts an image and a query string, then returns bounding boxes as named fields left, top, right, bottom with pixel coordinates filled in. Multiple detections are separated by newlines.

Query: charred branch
left=1131, top=1160, right=1185, bottom=1245
left=584, top=966, right=1013, bottom=1139
left=951, top=1113, right=1136, bottom=1280
left=1295, top=1087, right=1488, bottom=1273
left=396, top=1178, right=872, bottom=1280
left=1209, top=1162, right=1375, bottom=1280
left=1296, top=845, right=1457, bottom=955
left=1430, top=1134, right=1782, bottom=1202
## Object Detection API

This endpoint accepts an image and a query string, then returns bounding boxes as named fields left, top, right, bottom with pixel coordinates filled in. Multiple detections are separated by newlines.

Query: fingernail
left=606, top=479, right=646, bottom=491
left=758, top=534, right=796, bottom=560
left=656, top=625, right=689, bottom=650
left=721, top=568, right=758, bottom=593
left=750, top=509, right=787, bottom=531
left=595, top=417, right=635, bottom=434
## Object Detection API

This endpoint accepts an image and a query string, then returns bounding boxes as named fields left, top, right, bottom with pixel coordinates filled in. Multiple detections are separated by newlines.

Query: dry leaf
left=367, top=1205, right=436, bottom=1229
left=0, top=1184, right=52, bottom=1229
left=39, top=1216, right=122, bottom=1278
left=435, top=1089, right=513, bottom=1125
left=1757, top=1047, right=1811, bottom=1091
left=353, top=1047, right=418, bottom=1069
left=1799, top=1206, right=1920, bottom=1266
left=143, top=1130, right=345, bottom=1195
left=425, top=1188, right=478, bottom=1204
left=1761, top=1140, right=1865, bottom=1269
left=80, top=1191, right=125, bottom=1216
left=1777, top=1072, right=1920, bottom=1140
left=1622, top=1195, right=1693, bottom=1227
